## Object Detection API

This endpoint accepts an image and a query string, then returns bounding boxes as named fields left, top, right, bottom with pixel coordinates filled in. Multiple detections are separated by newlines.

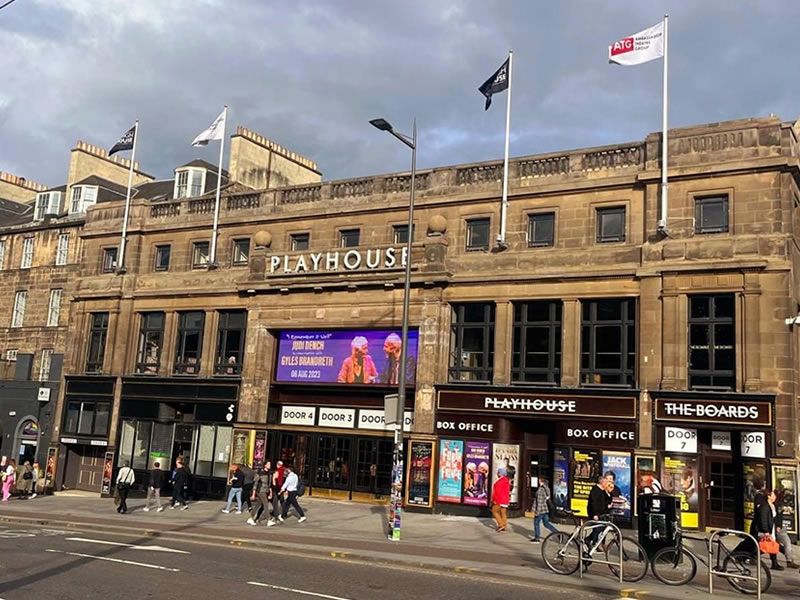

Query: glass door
left=354, top=438, right=394, bottom=495
left=705, top=457, right=736, bottom=529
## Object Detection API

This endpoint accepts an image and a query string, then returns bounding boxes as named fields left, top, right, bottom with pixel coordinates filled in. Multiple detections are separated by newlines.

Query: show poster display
left=634, top=455, right=660, bottom=516
left=662, top=455, right=699, bottom=528
left=743, top=461, right=768, bottom=534
left=100, top=451, right=114, bottom=496
left=570, top=449, right=601, bottom=517
left=437, top=440, right=464, bottom=503
left=463, top=441, right=491, bottom=506
left=492, top=443, right=520, bottom=506
left=773, top=464, right=798, bottom=534
left=276, top=329, right=419, bottom=385
left=603, top=451, right=632, bottom=521
left=407, top=441, right=434, bottom=507
left=253, top=431, right=267, bottom=471
left=552, top=447, right=570, bottom=510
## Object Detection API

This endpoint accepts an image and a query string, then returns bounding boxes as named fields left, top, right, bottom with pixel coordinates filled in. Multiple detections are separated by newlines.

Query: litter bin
left=638, top=493, right=681, bottom=558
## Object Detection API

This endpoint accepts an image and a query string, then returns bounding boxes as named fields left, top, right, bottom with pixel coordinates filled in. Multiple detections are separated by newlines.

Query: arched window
left=15, top=418, right=39, bottom=464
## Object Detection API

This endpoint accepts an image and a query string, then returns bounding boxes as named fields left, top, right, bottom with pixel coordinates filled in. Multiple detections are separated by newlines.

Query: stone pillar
left=110, top=299, right=133, bottom=374
left=493, top=300, right=513, bottom=386
left=161, top=312, right=178, bottom=377
left=200, top=310, right=218, bottom=377
left=412, top=292, right=445, bottom=435
left=239, top=308, right=273, bottom=425
left=661, top=285, right=687, bottom=389
left=742, top=273, right=762, bottom=391
left=561, top=299, right=581, bottom=387
left=638, top=276, right=662, bottom=449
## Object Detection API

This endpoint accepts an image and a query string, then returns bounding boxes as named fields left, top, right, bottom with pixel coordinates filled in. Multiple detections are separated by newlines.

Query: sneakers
left=236, top=510, right=242, bottom=515
left=267, top=520, right=276, bottom=527
left=30, top=494, right=37, bottom=499
left=530, top=538, right=541, bottom=543
left=169, top=505, right=176, bottom=510
left=246, top=518, right=256, bottom=526
left=278, top=515, right=285, bottom=523
left=298, top=516, right=307, bottom=523
left=157, top=506, right=164, bottom=512
left=143, top=507, right=150, bottom=512
left=221, top=509, right=230, bottom=514
left=180, top=504, right=189, bottom=511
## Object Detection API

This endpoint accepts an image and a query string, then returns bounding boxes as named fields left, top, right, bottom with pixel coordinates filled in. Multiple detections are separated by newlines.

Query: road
left=0, top=524, right=624, bottom=600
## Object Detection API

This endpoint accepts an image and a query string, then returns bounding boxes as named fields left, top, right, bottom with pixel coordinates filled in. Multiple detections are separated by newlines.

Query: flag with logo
left=478, top=57, right=510, bottom=110
left=608, top=21, right=664, bottom=66
left=192, top=109, right=227, bottom=146
left=108, top=125, right=136, bottom=156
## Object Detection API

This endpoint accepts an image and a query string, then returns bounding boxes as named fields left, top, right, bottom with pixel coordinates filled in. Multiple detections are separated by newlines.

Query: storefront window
left=192, top=424, right=232, bottom=477
left=174, top=311, right=205, bottom=375
left=85, top=312, right=109, bottom=373
left=512, top=301, right=562, bottom=383
left=132, top=421, right=152, bottom=470
left=215, top=310, right=246, bottom=375
left=213, top=427, right=232, bottom=478
left=689, top=294, right=735, bottom=390
left=136, top=312, right=165, bottom=374
left=448, top=303, right=495, bottom=382
left=580, top=298, right=636, bottom=386
left=64, top=401, right=110, bottom=437
left=195, top=425, right=216, bottom=476
left=118, top=421, right=136, bottom=466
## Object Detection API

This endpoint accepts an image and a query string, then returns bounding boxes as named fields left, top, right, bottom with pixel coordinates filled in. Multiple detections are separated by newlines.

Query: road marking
left=248, top=581, right=353, bottom=600
left=45, top=549, right=180, bottom=571
left=64, top=537, right=190, bottom=554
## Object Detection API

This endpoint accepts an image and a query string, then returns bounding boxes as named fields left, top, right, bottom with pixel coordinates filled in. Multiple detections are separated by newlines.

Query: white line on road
left=64, top=537, right=190, bottom=554
left=45, top=549, right=180, bottom=572
left=247, top=581, right=353, bottom=600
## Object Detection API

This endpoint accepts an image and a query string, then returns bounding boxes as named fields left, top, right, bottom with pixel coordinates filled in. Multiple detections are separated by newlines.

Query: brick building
left=12, top=115, right=799, bottom=532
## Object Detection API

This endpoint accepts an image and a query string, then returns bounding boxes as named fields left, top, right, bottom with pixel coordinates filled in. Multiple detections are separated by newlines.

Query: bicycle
left=650, top=530, right=771, bottom=594
left=541, top=508, right=648, bottom=582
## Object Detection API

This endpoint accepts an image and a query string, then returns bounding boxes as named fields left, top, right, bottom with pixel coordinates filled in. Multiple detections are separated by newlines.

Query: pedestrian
left=755, top=489, right=784, bottom=571
left=222, top=464, right=244, bottom=514
left=268, top=461, right=284, bottom=526
left=30, top=461, right=40, bottom=499
left=144, top=461, right=165, bottom=512
left=1, top=459, right=16, bottom=501
left=247, top=461, right=273, bottom=526
left=19, top=461, right=34, bottom=498
left=586, top=474, right=613, bottom=549
left=169, top=460, right=190, bottom=510
left=240, top=462, right=255, bottom=511
left=115, top=461, right=135, bottom=514
left=490, top=467, right=510, bottom=532
left=279, top=465, right=306, bottom=523
left=774, top=488, right=798, bottom=568
left=530, top=478, right=559, bottom=543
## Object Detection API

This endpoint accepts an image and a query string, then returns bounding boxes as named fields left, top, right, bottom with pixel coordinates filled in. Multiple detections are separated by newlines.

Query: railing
left=281, top=184, right=321, bottom=204
left=187, top=198, right=215, bottom=214
left=383, top=173, right=430, bottom=193
left=582, top=145, right=643, bottom=171
left=331, top=178, right=373, bottom=199
left=456, top=163, right=502, bottom=185
left=577, top=519, right=624, bottom=582
left=227, top=193, right=260, bottom=211
left=519, top=155, right=570, bottom=178
left=150, top=202, right=180, bottom=218
left=708, top=529, right=762, bottom=600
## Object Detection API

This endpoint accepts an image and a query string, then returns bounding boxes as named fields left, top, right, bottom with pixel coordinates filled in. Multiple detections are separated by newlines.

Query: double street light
left=370, top=117, right=416, bottom=541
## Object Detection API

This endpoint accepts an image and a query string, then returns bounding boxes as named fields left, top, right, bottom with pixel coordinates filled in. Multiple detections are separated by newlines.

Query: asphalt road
left=0, top=524, right=623, bottom=600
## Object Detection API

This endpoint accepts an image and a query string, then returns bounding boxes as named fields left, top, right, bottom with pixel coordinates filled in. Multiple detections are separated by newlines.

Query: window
left=215, top=310, right=246, bottom=375
left=290, top=232, right=310, bottom=251
left=581, top=298, right=636, bottom=386
left=5, top=349, right=17, bottom=362
left=0, top=239, right=5, bottom=269
left=512, top=301, right=562, bottom=383
left=11, top=291, right=26, bottom=328
left=174, top=168, right=206, bottom=199
left=393, top=224, right=415, bottom=245
left=55, top=233, right=69, bottom=266
left=231, top=238, right=250, bottom=266
left=85, top=312, right=109, bottom=374
left=339, top=229, right=360, bottom=248
left=47, top=288, right=62, bottom=327
left=466, top=218, right=491, bottom=251
left=102, top=247, right=118, bottom=273
left=21, top=237, right=34, bottom=269
left=174, top=311, right=205, bottom=375
left=192, top=241, right=210, bottom=268
left=596, top=207, right=626, bottom=243
left=448, top=303, right=495, bottom=382
left=154, top=245, right=171, bottom=271
left=69, top=186, right=97, bottom=214
left=63, top=401, right=110, bottom=437
left=689, top=294, right=735, bottom=390
left=34, top=191, right=61, bottom=220
left=193, top=424, right=233, bottom=477
left=39, top=349, right=53, bottom=381
left=136, top=312, right=165, bottom=374
left=527, top=213, right=555, bottom=247
left=695, top=195, right=729, bottom=234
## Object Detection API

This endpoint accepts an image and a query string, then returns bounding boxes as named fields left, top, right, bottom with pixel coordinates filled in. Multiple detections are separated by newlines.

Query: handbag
left=758, top=535, right=780, bottom=555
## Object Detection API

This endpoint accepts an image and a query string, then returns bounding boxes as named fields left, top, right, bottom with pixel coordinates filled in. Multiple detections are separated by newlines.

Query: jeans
left=242, top=483, right=254, bottom=510
left=226, top=487, right=242, bottom=512
left=534, top=513, right=559, bottom=540
left=281, top=491, right=305, bottom=518
left=251, top=491, right=271, bottom=522
left=776, top=529, right=794, bottom=563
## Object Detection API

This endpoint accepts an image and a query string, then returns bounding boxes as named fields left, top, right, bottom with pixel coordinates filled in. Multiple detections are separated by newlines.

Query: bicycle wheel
left=605, top=536, right=649, bottom=582
left=541, top=531, right=581, bottom=575
left=721, top=551, right=771, bottom=595
left=651, top=546, right=697, bottom=586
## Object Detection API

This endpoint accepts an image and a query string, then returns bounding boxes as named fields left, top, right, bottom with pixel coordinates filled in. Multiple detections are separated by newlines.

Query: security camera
left=777, top=439, right=786, bottom=447
left=785, top=317, right=796, bottom=326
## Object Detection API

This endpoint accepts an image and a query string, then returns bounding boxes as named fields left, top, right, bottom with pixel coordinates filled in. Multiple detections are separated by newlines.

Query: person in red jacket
left=491, top=467, right=511, bottom=532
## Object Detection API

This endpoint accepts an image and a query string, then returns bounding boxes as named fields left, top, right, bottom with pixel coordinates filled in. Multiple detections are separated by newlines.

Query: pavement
left=0, top=493, right=796, bottom=599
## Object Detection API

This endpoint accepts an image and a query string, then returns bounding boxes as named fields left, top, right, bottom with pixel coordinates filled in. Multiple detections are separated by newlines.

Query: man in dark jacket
left=247, top=461, right=273, bottom=526
left=169, top=461, right=190, bottom=510
left=586, top=474, right=612, bottom=550
left=240, top=463, right=255, bottom=511
left=144, top=461, right=165, bottom=512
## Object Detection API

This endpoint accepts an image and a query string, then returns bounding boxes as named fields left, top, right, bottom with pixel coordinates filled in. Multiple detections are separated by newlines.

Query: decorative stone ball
left=253, top=230, right=272, bottom=248
left=428, top=214, right=447, bottom=235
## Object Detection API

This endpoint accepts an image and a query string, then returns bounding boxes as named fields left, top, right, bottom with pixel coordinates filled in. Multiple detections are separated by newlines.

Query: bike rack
left=577, top=519, right=624, bottom=583
left=707, top=529, right=762, bottom=600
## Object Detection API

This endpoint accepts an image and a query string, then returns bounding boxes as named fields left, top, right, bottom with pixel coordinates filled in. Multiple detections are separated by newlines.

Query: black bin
left=637, top=494, right=681, bottom=558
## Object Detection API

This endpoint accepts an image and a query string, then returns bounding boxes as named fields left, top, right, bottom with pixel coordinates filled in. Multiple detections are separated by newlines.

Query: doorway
left=525, top=451, right=548, bottom=514
left=354, top=438, right=393, bottom=495
left=704, top=456, right=736, bottom=529
left=63, top=445, right=105, bottom=492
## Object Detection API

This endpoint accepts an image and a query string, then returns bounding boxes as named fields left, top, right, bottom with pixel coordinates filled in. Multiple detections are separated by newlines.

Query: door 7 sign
left=664, top=427, right=697, bottom=454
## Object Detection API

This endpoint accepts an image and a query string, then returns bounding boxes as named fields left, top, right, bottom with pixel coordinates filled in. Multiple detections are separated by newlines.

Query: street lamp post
left=370, top=117, right=416, bottom=541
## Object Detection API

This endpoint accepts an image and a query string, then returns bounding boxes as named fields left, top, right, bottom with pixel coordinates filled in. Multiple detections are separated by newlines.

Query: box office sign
left=554, top=421, right=636, bottom=449
left=655, top=398, right=772, bottom=426
left=435, top=414, right=501, bottom=439
left=437, top=390, right=636, bottom=420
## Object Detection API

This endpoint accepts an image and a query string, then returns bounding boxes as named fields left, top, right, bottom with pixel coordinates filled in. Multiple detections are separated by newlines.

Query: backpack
left=296, top=479, right=306, bottom=497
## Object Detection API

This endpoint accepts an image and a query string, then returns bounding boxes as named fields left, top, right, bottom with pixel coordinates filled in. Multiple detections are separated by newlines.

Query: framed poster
left=552, top=447, right=570, bottom=510
left=492, top=443, right=520, bottom=507
left=252, top=431, right=267, bottom=471
left=743, top=461, right=768, bottom=534
left=773, top=464, right=798, bottom=535
left=463, top=441, right=491, bottom=506
left=634, top=454, right=659, bottom=516
left=570, top=449, right=601, bottom=517
left=406, top=440, right=435, bottom=507
left=662, top=455, right=699, bottom=529
left=44, top=446, right=58, bottom=493
left=231, top=429, right=252, bottom=467
left=437, top=440, right=464, bottom=503
left=603, top=451, right=632, bottom=521
left=100, top=451, right=115, bottom=496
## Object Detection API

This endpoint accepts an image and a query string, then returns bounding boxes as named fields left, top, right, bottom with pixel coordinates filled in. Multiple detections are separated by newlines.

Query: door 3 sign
left=665, top=427, right=698, bottom=454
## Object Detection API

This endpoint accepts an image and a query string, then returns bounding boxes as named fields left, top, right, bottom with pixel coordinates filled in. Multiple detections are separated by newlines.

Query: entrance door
left=354, top=438, right=393, bottom=496
left=526, top=452, right=547, bottom=514
left=705, top=457, right=736, bottom=529
left=66, top=445, right=105, bottom=492
left=314, top=435, right=352, bottom=491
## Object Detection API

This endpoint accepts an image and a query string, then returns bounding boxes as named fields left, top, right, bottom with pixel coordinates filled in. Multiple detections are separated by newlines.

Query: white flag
left=191, top=109, right=226, bottom=146
left=608, top=21, right=664, bottom=66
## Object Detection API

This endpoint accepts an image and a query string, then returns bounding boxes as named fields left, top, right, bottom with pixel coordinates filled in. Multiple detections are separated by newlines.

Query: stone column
left=200, top=310, right=218, bottom=377
left=161, top=312, right=178, bottom=377
left=561, top=299, right=580, bottom=387
left=742, top=273, right=762, bottom=391
left=493, top=300, right=513, bottom=386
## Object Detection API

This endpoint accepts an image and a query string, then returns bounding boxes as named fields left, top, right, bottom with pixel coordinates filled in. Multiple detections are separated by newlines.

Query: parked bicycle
left=541, top=508, right=648, bottom=583
left=650, top=530, right=770, bottom=595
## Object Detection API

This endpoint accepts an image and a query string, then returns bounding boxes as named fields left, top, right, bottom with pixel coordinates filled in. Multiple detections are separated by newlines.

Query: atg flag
left=108, top=125, right=136, bottom=156
left=478, top=57, right=510, bottom=110
left=608, top=21, right=664, bottom=66
left=192, top=109, right=226, bottom=146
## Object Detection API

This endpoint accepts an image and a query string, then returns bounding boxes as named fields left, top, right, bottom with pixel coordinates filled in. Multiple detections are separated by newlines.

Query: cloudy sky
left=1, top=0, right=799, bottom=187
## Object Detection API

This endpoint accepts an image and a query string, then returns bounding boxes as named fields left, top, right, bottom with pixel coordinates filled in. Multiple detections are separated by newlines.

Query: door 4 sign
left=665, top=427, right=697, bottom=453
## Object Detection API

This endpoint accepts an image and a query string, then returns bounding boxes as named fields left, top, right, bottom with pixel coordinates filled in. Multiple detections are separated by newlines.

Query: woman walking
left=756, top=489, right=784, bottom=571
left=2, top=459, right=17, bottom=501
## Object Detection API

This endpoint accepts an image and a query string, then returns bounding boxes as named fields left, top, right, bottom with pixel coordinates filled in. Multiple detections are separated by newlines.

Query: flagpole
left=658, top=15, right=669, bottom=231
left=209, top=105, right=228, bottom=267
left=117, top=120, right=138, bottom=273
left=498, top=50, right=513, bottom=247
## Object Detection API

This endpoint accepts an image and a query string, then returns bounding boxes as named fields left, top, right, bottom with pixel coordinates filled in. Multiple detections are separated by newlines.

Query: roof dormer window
left=70, top=185, right=97, bottom=214
left=174, top=168, right=206, bottom=199
left=34, top=191, right=62, bottom=221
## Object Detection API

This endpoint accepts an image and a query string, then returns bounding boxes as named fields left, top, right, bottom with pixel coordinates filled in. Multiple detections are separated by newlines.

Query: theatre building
left=46, top=116, right=800, bottom=532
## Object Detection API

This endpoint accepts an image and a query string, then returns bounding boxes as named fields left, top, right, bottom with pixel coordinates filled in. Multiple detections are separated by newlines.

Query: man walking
left=240, top=462, right=255, bottom=511
left=490, top=467, right=510, bottom=532
left=144, top=461, right=165, bottom=512
left=279, top=465, right=306, bottom=523
left=115, top=461, right=135, bottom=514
left=268, top=460, right=284, bottom=526
left=247, top=461, right=272, bottom=526
left=530, top=478, right=559, bottom=543
left=170, top=460, right=190, bottom=510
